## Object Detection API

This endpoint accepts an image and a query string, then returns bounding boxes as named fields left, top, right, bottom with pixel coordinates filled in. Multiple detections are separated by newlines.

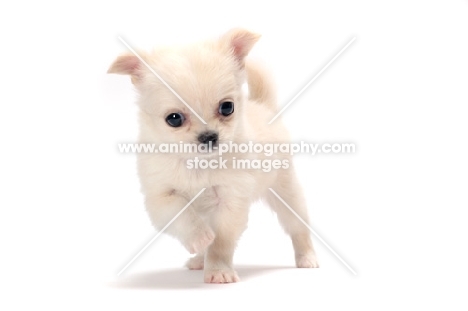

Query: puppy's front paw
left=184, top=228, right=215, bottom=254
left=296, top=253, right=319, bottom=268
left=204, top=269, right=240, bottom=284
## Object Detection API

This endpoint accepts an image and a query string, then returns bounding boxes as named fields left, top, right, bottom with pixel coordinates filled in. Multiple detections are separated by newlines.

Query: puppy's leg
left=145, top=192, right=215, bottom=255
left=266, top=168, right=319, bottom=268
left=204, top=199, right=249, bottom=283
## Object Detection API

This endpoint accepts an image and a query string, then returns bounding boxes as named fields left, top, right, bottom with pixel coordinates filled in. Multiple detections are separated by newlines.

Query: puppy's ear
left=107, top=53, right=142, bottom=83
left=221, top=28, right=261, bottom=63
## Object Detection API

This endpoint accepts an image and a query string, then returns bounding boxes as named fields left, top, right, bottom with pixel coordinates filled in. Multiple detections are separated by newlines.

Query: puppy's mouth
left=196, top=141, right=219, bottom=157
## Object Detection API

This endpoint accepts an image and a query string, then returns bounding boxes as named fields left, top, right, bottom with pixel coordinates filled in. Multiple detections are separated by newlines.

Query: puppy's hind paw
left=204, top=269, right=240, bottom=284
left=296, top=254, right=319, bottom=268
left=186, top=254, right=204, bottom=270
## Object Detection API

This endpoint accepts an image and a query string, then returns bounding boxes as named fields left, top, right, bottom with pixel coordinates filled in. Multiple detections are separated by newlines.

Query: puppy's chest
left=180, top=163, right=233, bottom=187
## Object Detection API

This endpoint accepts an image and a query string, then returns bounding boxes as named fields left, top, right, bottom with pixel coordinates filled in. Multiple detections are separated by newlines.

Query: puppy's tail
left=245, top=60, right=277, bottom=109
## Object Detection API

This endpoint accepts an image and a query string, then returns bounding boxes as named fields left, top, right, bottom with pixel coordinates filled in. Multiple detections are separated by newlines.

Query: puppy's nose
left=198, top=131, right=218, bottom=145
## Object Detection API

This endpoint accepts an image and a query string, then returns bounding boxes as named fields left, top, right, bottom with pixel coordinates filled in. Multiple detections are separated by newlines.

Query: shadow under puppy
left=108, top=28, right=318, bottom=283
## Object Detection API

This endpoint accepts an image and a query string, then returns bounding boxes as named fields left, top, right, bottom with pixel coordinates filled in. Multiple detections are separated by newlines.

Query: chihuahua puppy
left=108, top=28, right=318, bottom=283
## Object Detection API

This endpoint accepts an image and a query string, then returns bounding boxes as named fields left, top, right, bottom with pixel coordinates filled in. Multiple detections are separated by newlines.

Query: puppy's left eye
left=219, top=101, right=234, bottom=116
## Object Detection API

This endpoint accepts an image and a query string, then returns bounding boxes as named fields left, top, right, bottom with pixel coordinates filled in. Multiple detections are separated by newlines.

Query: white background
left=1, top=0, right=467, bottom=310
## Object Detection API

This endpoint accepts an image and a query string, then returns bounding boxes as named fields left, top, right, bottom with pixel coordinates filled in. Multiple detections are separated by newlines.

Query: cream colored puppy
left=108, top=29, right=318, bottom=283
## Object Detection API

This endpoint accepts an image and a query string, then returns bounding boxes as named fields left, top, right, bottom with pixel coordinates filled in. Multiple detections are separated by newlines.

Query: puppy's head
left=108, top=29, right=260, bottom=153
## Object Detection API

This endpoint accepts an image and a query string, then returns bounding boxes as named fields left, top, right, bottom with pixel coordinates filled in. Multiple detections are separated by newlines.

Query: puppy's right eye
left=166, top=113, right=185, bottom=127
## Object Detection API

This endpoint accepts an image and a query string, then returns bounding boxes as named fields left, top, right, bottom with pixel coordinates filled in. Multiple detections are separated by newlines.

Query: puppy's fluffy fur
left=108, top=29, right=318, bottom=283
